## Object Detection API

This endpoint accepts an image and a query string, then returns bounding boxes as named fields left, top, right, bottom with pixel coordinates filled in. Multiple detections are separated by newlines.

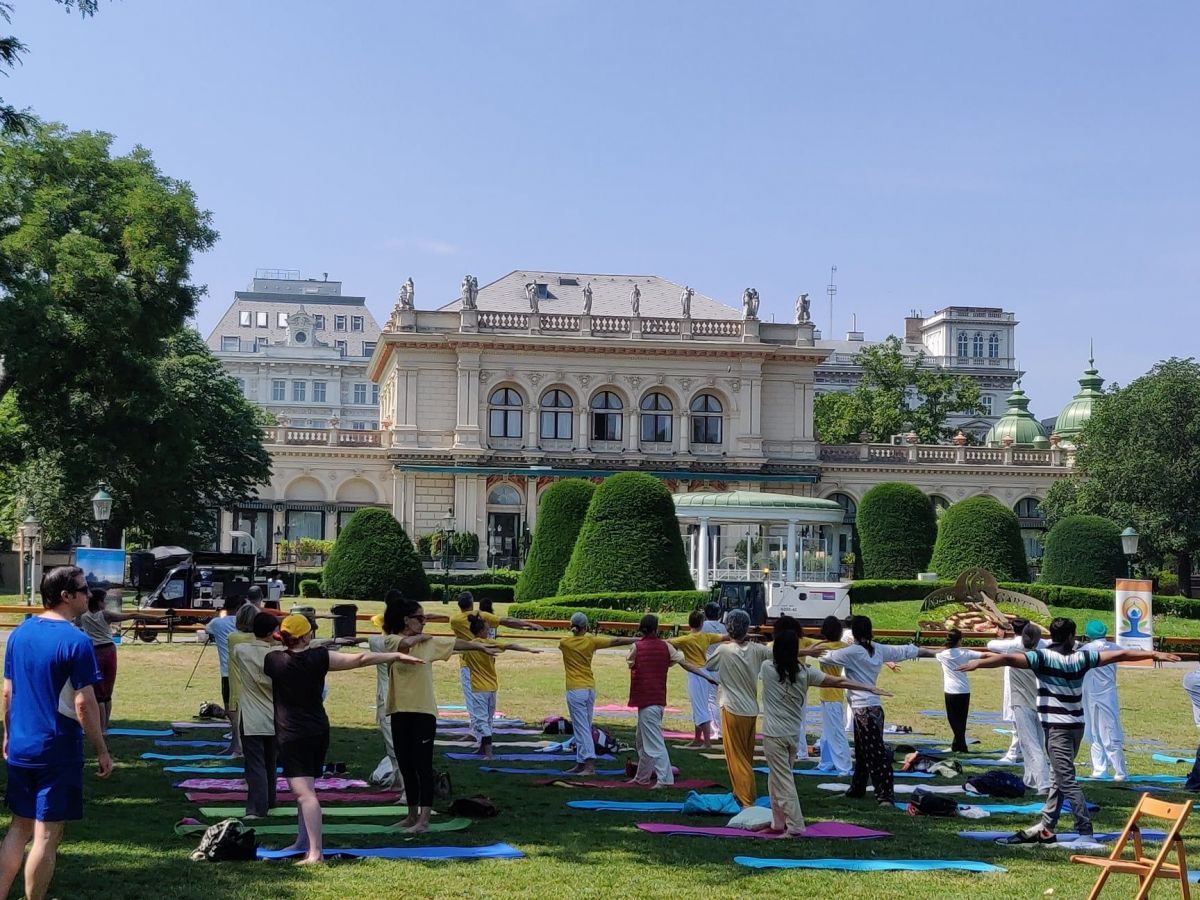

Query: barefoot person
left=1080, top=620, right=1128, bottom=781
left=959, top=616, right=1179, bottom=845
left=465, top=613, right=542, bottom=758
left=231, top=612, right=282, bottom=818
left=264, top=614, right=424, bottom=864
left=383, top=598, right=501, bottom=833
left=77, top=588, right=161, bottom=733
left=936, top=628, right=983, bottom=753
left=669, top=610, right=728, bottom=748
left=0, top=566, right=113, bottom=900
left=988, top=622, right=1050, bottom=793
left=558, top=613, right=637, bottom=776
left=222, top=603, right=260, bottom=758
left=760, top=619, right=890, bottom=834
left=706, top=609, right=773, bottom=807
left=801, top=616, right=853, bottom=776
left=628, top=614, right=717, bottom=788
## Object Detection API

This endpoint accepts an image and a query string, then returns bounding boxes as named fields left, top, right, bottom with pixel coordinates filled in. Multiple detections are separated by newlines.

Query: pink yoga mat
left=636, top=821, right=891, bottom=840
left=185, top=790, right=401, bottom=803
left=538, top=778, right=719, bottom=790
left=595, top=704, right=682, bottom=713
left=440, top=728, right=543, bottom=736
left=175, top=777, right=369, bottom=791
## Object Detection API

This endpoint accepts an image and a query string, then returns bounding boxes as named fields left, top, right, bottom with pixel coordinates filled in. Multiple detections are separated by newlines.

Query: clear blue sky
left=10, top=0, right=1199, bottom=414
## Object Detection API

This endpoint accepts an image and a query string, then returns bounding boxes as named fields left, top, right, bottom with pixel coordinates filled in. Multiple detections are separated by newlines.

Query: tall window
left=957, top=331, right=969, bottom=357
left=314, top=314, right=326, bottom=329
left=278, top=313, right=289, bottom=328
left=371, top=384, right=380, bottom=406
left=353, top=383, right=368, bottom=405
left=220, top=336, right=239, bottom=351
left=313, top=381, right=327, bottom=403
left=489, top=387, right=523, bottom=438
left=286, top=509, right=324, bottom=541
left=292, top=380, right=306, bottom=402
left=256, top=311, right=268, bottom=327
left=590, top=391, right=623, bottom=441
left=351, top=316, right=364, bottom=331
left=271, top=379, right=286, bottom=401
left=335, top=315, right=347, bottom=331
left=988, top=332, right=1000, bottom=358
left=981, top=394, right=993, bottom=415
left=239, top=311, right=252, bottom=327
left=972, top=331, right=984, bottom=357
left=639, top=392, right=673, bottom=443
left=690, top=394, right=723, bottom=444
left=540, top=389, right=573, bottom=440
left=362, top=341, right=376, bottom=357
left=335, top=340, right=347, bottom=356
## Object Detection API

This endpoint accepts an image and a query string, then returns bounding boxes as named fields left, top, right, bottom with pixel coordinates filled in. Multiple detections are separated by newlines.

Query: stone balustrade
left=819, top=441, right=1072, bottom=468
left=273, top=425, right=388, bottom=449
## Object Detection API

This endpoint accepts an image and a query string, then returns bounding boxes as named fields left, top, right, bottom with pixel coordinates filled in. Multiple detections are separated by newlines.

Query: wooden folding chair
left=1070, top=793, right=1193, bottom=899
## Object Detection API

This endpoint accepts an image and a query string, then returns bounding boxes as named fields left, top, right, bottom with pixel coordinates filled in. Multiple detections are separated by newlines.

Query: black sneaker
left=996, top=828, right=1055, bottom=845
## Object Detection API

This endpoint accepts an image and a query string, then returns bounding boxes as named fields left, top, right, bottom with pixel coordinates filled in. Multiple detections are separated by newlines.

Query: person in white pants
left=995, top=617, right=1032, bottom=763
left=804, top=616, right=853, bottom=775
left=700, top=603, right=727, bottom=739
left=1080, top=619, right=1127, bottom=781
left=557, top=613, right=638, bottom=776
left=987, top=621, right=1050, bottom=793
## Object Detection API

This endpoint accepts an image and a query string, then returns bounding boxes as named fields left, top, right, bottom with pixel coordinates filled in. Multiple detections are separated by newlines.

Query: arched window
left=539, top=389, right=573, bottom=440
left=590, top=391, right=623, bottom=441
left=639, top=392, right=673, bottom=443
left=828, top=492, right=857, bottom=525
left=690, top=394, right=723, bottom=444
left=929, top=495, right=951, bottom=516
left=488, top=484, right=522, bottom=507
left=957, top=331, right=969, bottom=357
left=988, top=332, right=1000, bottom=358
left=972, top=331, right=984, bottom=357
left=1014, top=497, right=1043, bottom=521
left=488, top=387, right=523, bottom=439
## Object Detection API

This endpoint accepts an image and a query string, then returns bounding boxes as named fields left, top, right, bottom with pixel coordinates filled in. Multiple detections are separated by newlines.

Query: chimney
left=904, top=313, right=923, bottom=343
left=846, top=312, right=864, bottom=341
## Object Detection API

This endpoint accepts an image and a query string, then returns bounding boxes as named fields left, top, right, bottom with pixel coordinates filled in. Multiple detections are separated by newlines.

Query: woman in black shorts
left=264, top=614, right=423, bottom=864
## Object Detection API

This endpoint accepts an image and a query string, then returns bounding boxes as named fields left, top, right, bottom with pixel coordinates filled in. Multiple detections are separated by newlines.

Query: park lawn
left=2, top=629, right=1199, bottom=899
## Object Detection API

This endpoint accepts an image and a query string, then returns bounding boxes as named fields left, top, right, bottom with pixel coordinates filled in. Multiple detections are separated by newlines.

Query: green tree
left=929, top=495, right=1028, bottom=581
left=558, top=472, right=693, bottom=594
left=515, top=479, right=595, bottom=602
left=1040, top=515, right=1125, bottom=588
left=856, top=482, right=937, bottom=578
left=1, top=2, right=100, bottom=134
left=322, top=508, right=430, bottom=602
left=814, top=391, right=866, bottom=444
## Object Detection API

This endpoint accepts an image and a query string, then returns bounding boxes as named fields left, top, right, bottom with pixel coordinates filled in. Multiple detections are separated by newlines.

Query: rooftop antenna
left=826, top=265, right=838, bottom=337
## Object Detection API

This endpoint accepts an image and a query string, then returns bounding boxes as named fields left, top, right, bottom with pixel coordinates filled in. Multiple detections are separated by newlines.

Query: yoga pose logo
left=1120, top=596, right=1150, bottom=638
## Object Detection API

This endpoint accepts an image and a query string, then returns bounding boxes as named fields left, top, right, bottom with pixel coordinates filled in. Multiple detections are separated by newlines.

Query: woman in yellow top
left=464, top=613, right=542, bottom=758
left=381, top=597, right=499, bottom=834
left=669, top=610, right=729, bottom=748
left=558, top=612, right=638, bottom=776
left=799, top=615, right=853, bottom=776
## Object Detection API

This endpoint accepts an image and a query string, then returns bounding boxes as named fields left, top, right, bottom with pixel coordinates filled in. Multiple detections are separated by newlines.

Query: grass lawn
left=3, top=613, right=1200, bottom=900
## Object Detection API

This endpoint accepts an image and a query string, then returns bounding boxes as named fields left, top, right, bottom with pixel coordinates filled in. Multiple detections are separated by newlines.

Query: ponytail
left=850, top=615, right=875, bottom=657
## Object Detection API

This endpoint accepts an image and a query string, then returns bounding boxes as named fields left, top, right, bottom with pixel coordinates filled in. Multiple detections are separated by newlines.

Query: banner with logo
left=1115, top=578, right=1154, bottom=665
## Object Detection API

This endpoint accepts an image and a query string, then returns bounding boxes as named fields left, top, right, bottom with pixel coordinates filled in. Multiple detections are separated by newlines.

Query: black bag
left=966, top=769, right=1027, bottom=798
left=905, top=788, right=959, bottom=817
left=449, top=794, right=500, bottom=817
left=434, top=769, right=452, bottom=800
left=543, top=716, right=574, bottom=735
left=592, top=727, right=619, bottom=755
left=197, top=701, right=226, bottom=720
left=189, top=818, right=258, bottom=862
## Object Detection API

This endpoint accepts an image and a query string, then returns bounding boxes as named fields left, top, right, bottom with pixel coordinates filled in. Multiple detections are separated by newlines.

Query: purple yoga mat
left=185, top=790, right=401, bottom=803
left=636, top=821, right=891, bottom=840
left=538, top=778, right=719, bottom=790
left=440, top=728, right=543, bottom=736
left=174, top=777, right=369, bottom=791
left=444, top=753, right=612, bottom=762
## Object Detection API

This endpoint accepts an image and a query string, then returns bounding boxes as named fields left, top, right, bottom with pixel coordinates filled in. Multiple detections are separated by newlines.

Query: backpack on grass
left=189, top=818, right=257, bottom=862
left=965, top=769, right=1026, bottom=798
left=449, top=794, right=500, bottom=817
left=543, top=716, right=573, bottom=735
left=906, top=788, right=959, bottom=818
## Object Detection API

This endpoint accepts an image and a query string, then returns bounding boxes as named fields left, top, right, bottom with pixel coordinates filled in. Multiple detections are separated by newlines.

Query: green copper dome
left=1053, top=352, right=1105, bottom=445
left=985, top=381, right=1049, bottom=448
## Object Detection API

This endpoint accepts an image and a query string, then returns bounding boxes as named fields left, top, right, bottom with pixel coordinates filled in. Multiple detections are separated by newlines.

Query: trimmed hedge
left=513, top=590, right=708, bottom=616
left=439, top=571, right=520, bottom=587
left=506, top=604, right=648, bottom=632
left=321, top=508, right=430, bottom=602
left=1040, top=515, right=1125, bottom=588
left=559, top=472, right=694, bottom=594
left=857, top=483, right=937, bottom=579
left=299, top=579, right=323, bottom=599
left=515, top=479, right=596, bottom=602
left=431, top=583, right=515, bottom=604
left=929, top=495, right=1028, bottom=582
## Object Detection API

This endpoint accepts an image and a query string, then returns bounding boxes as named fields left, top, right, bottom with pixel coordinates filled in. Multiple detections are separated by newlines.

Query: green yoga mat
left=175, top=818, right=470, bottom=837
left=201, top=805, right=407, bottom=818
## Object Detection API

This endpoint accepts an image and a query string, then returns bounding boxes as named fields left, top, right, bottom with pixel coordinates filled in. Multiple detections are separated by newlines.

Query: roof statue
left=796, top=292, right=811, bottom=324
left=525, top=282, right=539, bottom=314
left=630, top=283, right=641, bottom=317
left=582, top=281, right=593, bottom=315
left=742, top=287, right=760, bottom=320
left=398, top=277, right=415, bottom=310
left=461, top=275, right=479, bottom=310
left=680, top=285, right=694, bottom=318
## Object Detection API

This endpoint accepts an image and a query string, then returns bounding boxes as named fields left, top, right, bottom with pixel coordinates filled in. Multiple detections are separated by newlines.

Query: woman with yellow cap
left=263, top=613, right=424, bottom=865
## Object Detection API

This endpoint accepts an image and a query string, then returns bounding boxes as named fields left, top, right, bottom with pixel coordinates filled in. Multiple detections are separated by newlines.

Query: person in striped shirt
left=959, top=616, right=1178, bottom=845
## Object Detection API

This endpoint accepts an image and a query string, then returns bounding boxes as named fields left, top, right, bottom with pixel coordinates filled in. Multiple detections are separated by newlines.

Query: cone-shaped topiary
left=514, top=479, right=596, bottom=602
left=857, top=482, right=937, bottom=578
left=321, top=507, right=430, bottom=601
left=929, top=495, right=1028, bottom=582
left=1041, top=514, right=1125, bottom=588
left=558, top=472, right=694, bottom=594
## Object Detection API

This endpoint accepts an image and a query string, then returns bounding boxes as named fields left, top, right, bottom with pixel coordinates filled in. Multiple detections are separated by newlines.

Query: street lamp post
left=22, top=514, right=40, bottom=608
left=441, top=508, right=455, bottom=605
left=1120, top=527, right=1140, bottom=579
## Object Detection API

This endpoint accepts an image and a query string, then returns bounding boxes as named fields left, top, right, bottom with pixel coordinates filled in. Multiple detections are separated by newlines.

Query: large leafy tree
left=1, top=2, right=100, bottom=134
left=814, top=335, right=983, bottom=443
left=1039, top=358, right=1200, bottom=597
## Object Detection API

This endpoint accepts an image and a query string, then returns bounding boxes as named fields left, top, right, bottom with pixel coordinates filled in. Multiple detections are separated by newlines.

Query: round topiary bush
left=321, top=508, right=430, bottom=601
left=558, top=472, right=694, bottom=594
left=1040, top=514, right=1125, bottom=588
left=857, top=482, right=937, bottom=579
left=514, top=479, right=596, bottom=602
left=928, top=495, right=1028, bottom=582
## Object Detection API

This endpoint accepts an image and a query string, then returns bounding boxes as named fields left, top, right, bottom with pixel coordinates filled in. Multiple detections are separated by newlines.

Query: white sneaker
left=1090, top=770, right=1106, bottom=779
left=1113, top=774, right=1127, bottom=782
left=998, top=755, right=1021, bottom=764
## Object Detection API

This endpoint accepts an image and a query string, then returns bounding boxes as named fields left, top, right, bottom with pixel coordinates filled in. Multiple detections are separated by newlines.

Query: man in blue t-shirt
left=960, top=616, right=1177, bottom=846
left=0, top=565, right=113, bottom=900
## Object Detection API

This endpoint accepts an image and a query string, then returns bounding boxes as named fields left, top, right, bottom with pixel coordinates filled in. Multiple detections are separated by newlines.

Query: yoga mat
left=143, top=753, right=236, bottom=761
left=735, top=856, right=1006, bottom=873
left=437, top=718, right=524, bottom=728
left=818, top=783, right=964, bottom=795
left=435, top=740, right=551, bottom=748
left=445, top=753, right=612, bottom=762
left=171, top=721, right=231, bottom=729
left=1082, top=774, right=1185, bottom=784
left=176, top=819, right=470, bottom=837
left=438, top=705, right=468, bottom=710
left=165, top=766, right=252, bottom=775
left=479, top=767, right=627, bottom=776
left=960, top=830, right=1166, bottom=842
left=936, top=800, right=1099, bottom=815
left=752, top=767, right=933, bottom=779
left=187, top=791, right=401, bottom=803
left=108, top=728, right=175, bottom=737
left=1153, top=753, right=1193, bottom=765
left=538, top=779, right=720, bottom=790
left=440, top=728, right=542, bottom=736
left=567, top=798, right=769, bottom=813
left=595, top=704, right=682, bottom=713
left=256, top=842, right=523, bottom=861
left=154, top=739, right=230, bottom=749
left=174, top=777, right=369, bottom=791
left=201, top=805, right=409, bottom=818
left=637, top=821, right=890, bottom=840
left=959, top=758, right=1024, bottom=767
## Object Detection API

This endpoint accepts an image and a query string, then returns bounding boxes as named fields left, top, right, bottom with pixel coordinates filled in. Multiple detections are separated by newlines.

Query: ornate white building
left=214, top=270, right=1073, bottom=570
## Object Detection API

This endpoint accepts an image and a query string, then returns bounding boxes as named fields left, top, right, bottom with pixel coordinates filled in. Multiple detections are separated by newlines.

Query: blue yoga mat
left=960, top=758, right=1024, bottom=767
left=961, top=830, right=1166, bottom=842
left=165, top=766, right=253, bottom=775
left=922, top=800, right=1098, bottom=815
left=1082, top=774, right=1185, bottom=784
left=1153, top=753, right=1193, bottom=765
left=735, top=856, right=1007, bottom=874
left=257, top=842, right=525, bottom=861
left=567, top=797, right=770, bottom=813
left=142, top=753, right=234, bottom=761
left=753, top=767, right=932, bottom=779
left=480, top=767, right=626, bottom=776
left=108, top=728, right=175, bottom=737
left=154, top=739, right=230, bottom=749
left=445, top=753, right=612, bottom=762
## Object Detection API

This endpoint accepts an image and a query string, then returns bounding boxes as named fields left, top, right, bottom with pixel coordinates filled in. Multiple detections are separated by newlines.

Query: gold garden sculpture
left=920, top=568, right=1050, bottom=633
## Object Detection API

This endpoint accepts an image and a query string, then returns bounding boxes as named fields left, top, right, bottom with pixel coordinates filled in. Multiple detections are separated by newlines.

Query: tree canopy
left=814, top=335, right=983, bottom=443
